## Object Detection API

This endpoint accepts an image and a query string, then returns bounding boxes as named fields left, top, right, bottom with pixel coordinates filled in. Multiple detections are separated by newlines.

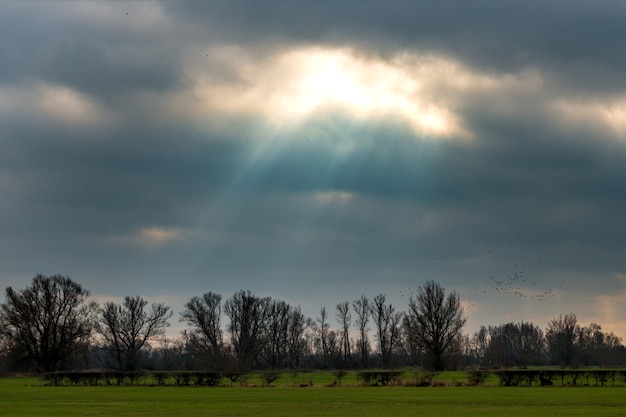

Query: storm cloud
left=1, top=1, right=626, bottom=337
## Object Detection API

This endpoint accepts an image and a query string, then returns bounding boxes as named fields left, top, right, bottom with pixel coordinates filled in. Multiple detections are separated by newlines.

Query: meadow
left=1, top=374, right=626, bottom=417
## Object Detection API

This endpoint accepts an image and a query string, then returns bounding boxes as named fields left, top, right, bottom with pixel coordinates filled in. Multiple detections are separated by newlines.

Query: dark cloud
left=1, top=1, right=626, bottom=335
left=166, top=2, right=626, bottom=86
left=0, top=2, right=182, bottom=98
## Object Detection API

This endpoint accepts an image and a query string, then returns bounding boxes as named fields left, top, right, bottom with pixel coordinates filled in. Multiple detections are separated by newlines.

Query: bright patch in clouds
left=139, top=227, right=183, bottom=245
left=191, top=47, right=472, bottom=139
left=553, top=98, right=626, bottom=140
left=109, top=227, right=186, bottom=248
left=0, top=83, right=108, bottom=127
left=187, top=46, right=625, bottom=145
left=315, top=191, right=354, bottom=205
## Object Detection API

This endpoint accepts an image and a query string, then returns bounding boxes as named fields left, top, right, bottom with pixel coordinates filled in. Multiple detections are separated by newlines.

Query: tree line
left=1, top=274, right=624, bottom=374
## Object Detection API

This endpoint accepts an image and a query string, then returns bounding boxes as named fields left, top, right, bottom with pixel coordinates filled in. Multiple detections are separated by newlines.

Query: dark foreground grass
left=1, top=377, right=625, bottom=417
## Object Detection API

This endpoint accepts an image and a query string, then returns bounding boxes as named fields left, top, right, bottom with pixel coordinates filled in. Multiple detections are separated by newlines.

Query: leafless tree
left=262, top=299, right=290, bottom=369
left=352, top=295, right=371, bottom=368
left=223, top=290, right=270, bottom=371
left=576, top=322, right=604, bottom=366
left=470, top=325, right=490, bottom=366
left=180, top=292, right=224, bottom=369
left=595, top=329, right=625, bottom=367
left=98, top=296, right=172, bottom=371
left=474, top=321, right=545, bottom=368
left=326, top=329, right=342, bottom=368
left=315, top=306, right=330, bottom=368
left=286, top=306, right=308, bottom=368
left=546, top=313, right=578, bottom=366
left=407, top=280, right=466, bottom=371
left=335, top=301, right=351, bottom=366
left=401, top=313, right=423, bottom=366
left=0, top=274, right=97, bottom=373
left=371, top=293, right=402, bottom=368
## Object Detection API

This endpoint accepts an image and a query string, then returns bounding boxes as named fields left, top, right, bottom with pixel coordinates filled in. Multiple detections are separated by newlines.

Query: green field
left=2, top=376, right=625, bottom=417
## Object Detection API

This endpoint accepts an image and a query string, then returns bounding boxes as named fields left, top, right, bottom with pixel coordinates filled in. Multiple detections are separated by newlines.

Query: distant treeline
left=1, top=275, right=625, bottom=374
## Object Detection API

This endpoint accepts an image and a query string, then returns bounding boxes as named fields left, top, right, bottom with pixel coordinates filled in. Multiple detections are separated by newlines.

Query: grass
left=2, top=375, right=626, bottom=417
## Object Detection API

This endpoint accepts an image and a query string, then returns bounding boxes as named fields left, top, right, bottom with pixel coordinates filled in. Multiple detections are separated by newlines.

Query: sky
left=1, top=1, right=626, bottom=340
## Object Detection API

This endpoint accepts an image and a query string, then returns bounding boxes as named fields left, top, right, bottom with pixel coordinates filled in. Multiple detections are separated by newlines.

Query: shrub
left=413, top=371, right=437, bottom=387
left=357, top=370, right=404, bottom=386
left=332, top=370, right=348, bottom=385
left=259, top=371, right=281, bottom=387
left=466, top=369, right=489, bottom=386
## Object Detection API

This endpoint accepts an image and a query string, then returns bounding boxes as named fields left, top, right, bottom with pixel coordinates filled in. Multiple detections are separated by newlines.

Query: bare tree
left=475, top=321, right=545, bottom=368
left=180, top=292, right=224, bottom=370
left=546, top=313, right=578, bottom=366
left=263, top=299, right=290, bottom=369
left=407, top=281, right=466, bottom=371
left=326, top=329, right=342, bottom=368
left=286, top=306, right=308, bottom=368
left=514, top=321, right=545, bottom=366
left=315, top=306, right=330, bottom=368
left=98, top=296, right=172, bottom=371
left=371, top=294, right=402, bottom=368
left=352, top=295, right=370, bottom=368
left=578, top=324, right=626, bottom=367
left=223, top=290, right=270, bottom=372
left=596, top=330, right=625, bottom=367
left=335, top=301, right=351, bottom=366
left=402, top=312, right=423, bottom=366
left=577, top=322, right=604, bottom=366
left=0, top=274, right=97, bottom=373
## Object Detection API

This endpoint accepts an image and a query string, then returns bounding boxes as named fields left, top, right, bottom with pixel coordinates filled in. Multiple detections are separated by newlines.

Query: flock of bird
left=483, top=266, right=567, bottom=303
left=403, top=238, right=567, bottom=310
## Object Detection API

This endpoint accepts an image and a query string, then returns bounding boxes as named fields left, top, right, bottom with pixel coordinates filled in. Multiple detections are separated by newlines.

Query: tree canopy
left=405, top=280, right=466, bottom=371
left=0, top=274, right=97, bottom=372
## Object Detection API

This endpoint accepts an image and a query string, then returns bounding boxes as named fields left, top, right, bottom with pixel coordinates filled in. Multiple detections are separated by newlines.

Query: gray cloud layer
left=1, top=1, right=626, bottom=335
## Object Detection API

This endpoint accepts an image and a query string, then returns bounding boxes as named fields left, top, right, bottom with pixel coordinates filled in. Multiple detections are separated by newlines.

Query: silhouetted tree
left=476, top=322, right=545, bottom=367
left=352, top=295, right=371, bottom=368
left=223, top=290, right=270, bottom=372
left=546, top=313, right=578, bottom=366
left=371, top=294, right=402, bottom=368
left=597, top=331, right=626, bottom=366
left=470, top=325, right=490, bottom=366
left=180, top=292, right=224, bottom=369
left=326, top=329, right=342, bottom=368
left=401, top=313, right=423, bottom=366
left=575, top=323, right=624, bottom=367
left=262, top=299, right=290, bottom=369
left=516, top=322, right=546, bottom=366
left=406, top=281, right=466, bottom=371
left=314, top=306, right=330, bottom=368
left=576, top=323, right=604, bottom=366
left=335, top=301, right=351, bottom=366
left=98, top=296, right=172, bottom=371
left=286, top=306, right=308, bottom=368
left=0, top=274, right=97, bottom=373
